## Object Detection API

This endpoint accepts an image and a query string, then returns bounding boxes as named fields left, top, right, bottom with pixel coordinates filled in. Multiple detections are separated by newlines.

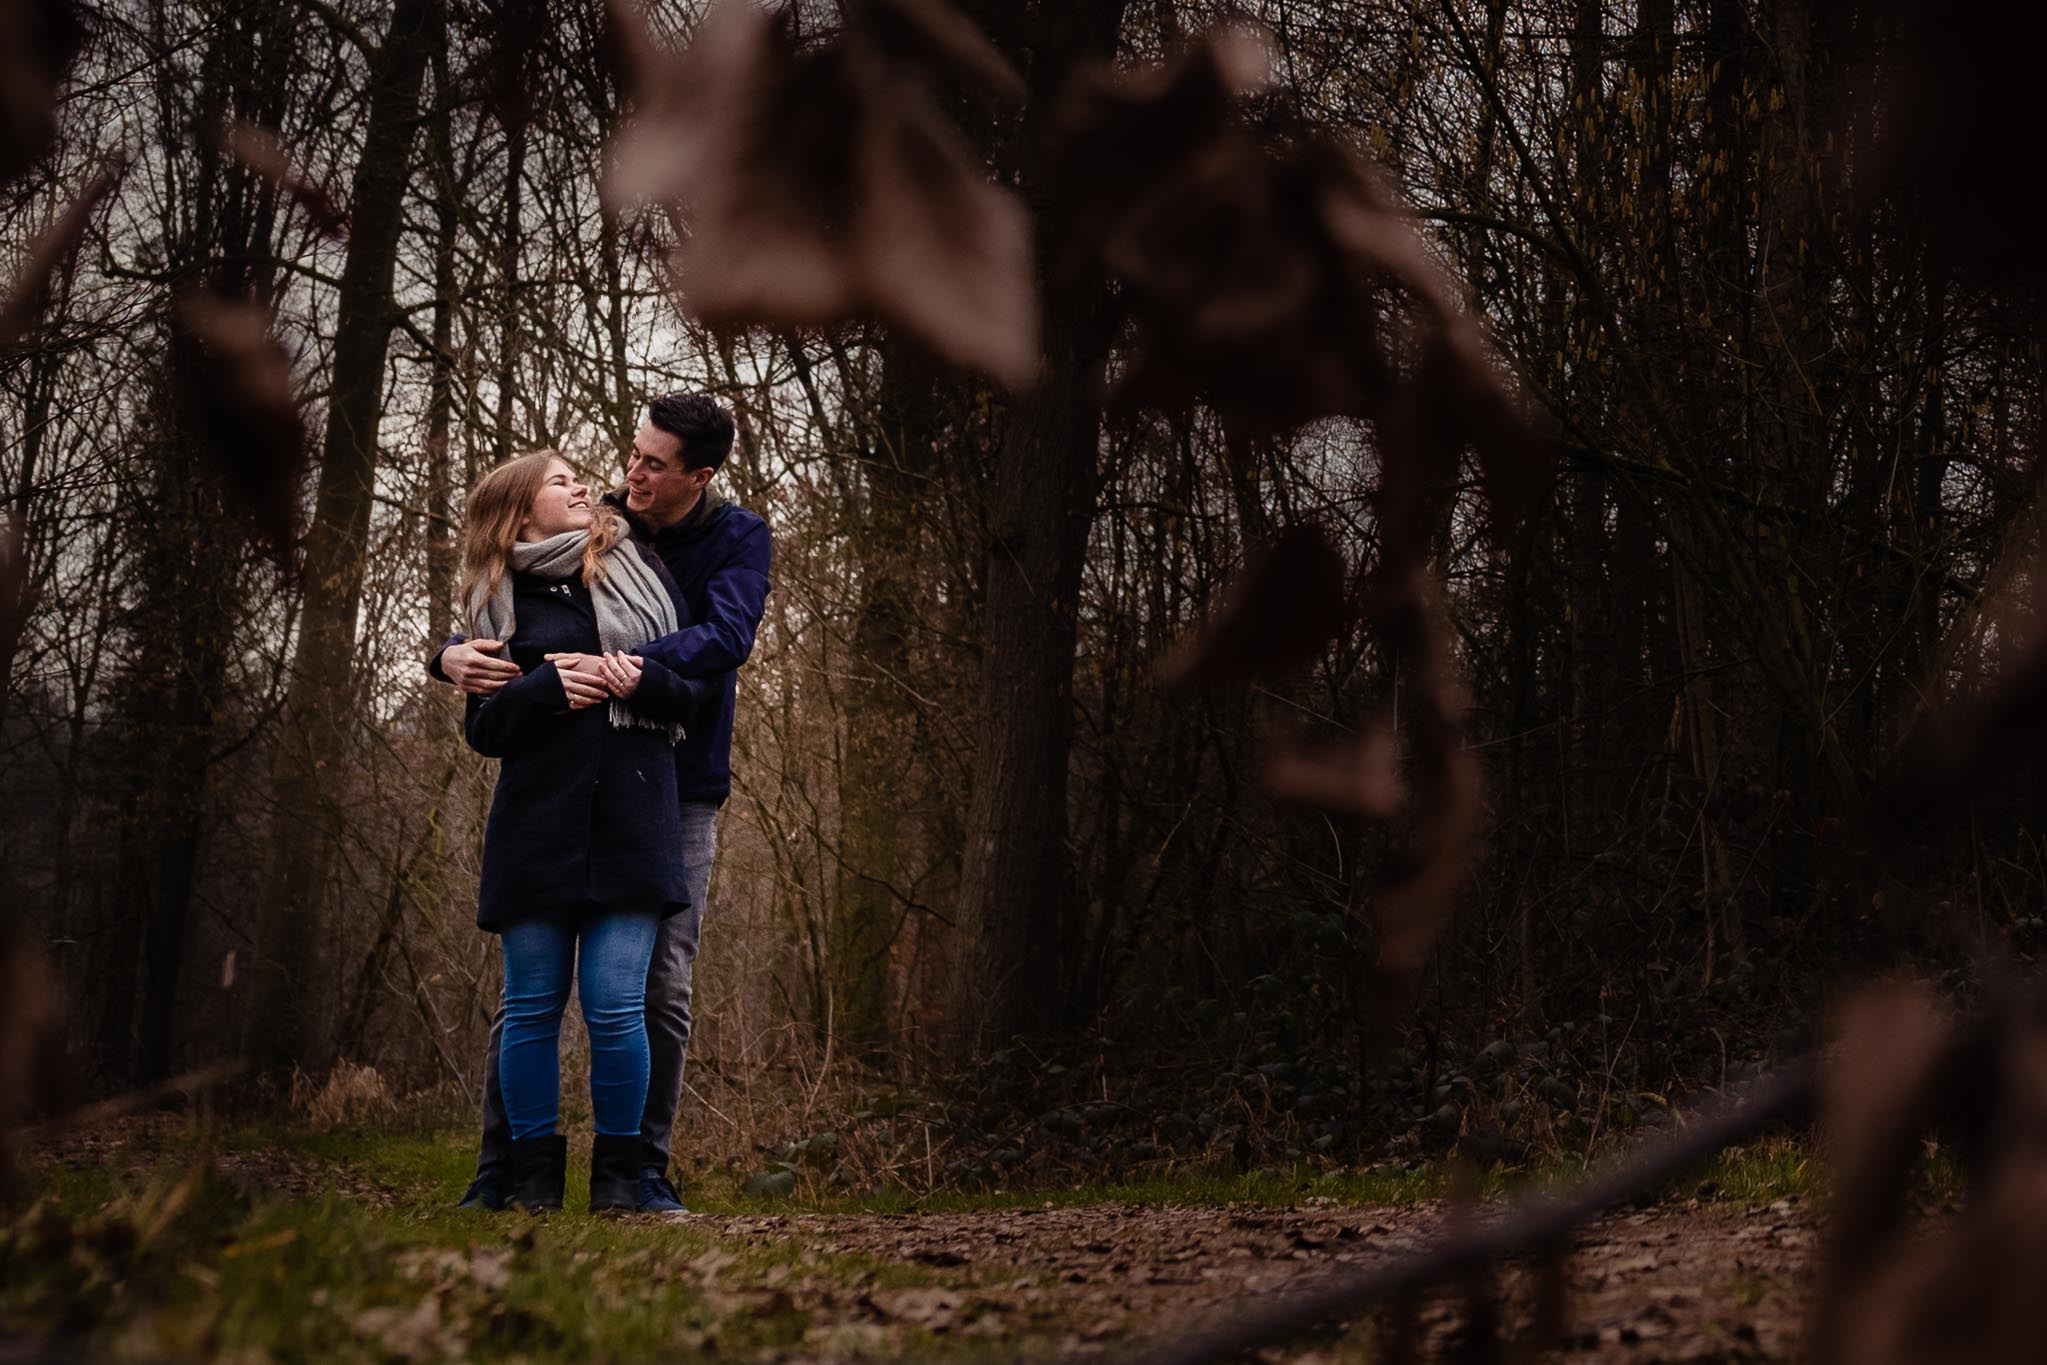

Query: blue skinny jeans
left=499, top=908, right=659, bottom=1140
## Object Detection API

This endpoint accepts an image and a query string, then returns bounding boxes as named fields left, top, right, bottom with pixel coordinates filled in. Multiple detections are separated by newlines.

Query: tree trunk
left=832, top=336, right=936, bottom=1055
left=246, top=0, right=441, bottom=1076
left=494, top=113, right=527, bottom=455
left=953, top=0, right=1129, bottom=1052
left=114, top=3, right=297, bottom=1083
left=424, top=39, right=459, bottom=647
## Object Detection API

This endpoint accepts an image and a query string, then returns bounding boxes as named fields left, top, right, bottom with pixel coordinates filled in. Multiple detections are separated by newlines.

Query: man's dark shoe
left=508, top=1134, right=567, bottom=1212
left=636, top=1169, right=688, bottom=1215
left=589, top=1133, right=640, bottom=1214
left=456, top=1173, right=510, bottom=1211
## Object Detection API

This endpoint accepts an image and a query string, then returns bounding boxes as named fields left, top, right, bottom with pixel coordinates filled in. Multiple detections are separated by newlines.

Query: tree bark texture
left=247, top=0, right=441, bottom=1076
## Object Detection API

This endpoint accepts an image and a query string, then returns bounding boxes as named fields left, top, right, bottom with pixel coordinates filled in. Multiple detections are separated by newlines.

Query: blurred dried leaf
left=0, top=155, right=122, bottom=351
left=1264, top=723, right=1402, bottom=817
left=1055, top=32, right=1377, bottom=435
left=1884, top=639, right=2047, bottom=836
left=1835, top=1166, right=2047, bottom=1364
left=354, top=1296, right=458, bottom=1361
left=1155, top=523, right=1347, bottom=688
left=604, top=0, right=1036, bottom=388
left=1366, top=573, right=1482, bottom=1007
left=0, top=916, right=67, bottom=1199
left=474, top=0, right=550, bottom=132
left=223, top=122, right=346, bottom=237
left=0, top=516, right=35, bottom=681
left=1380, top=1293, right=1418, bottom=1365
left=1842, top=1, right=2047, bottom=287
left=1816, top=990, right=2047, bottom=1365
left=173, top=294, right=311, bottom=561
left=1055, top=28, right=1552, bottom=530
left=1817, top=983, right=1950, bottom=1290
left=0, top=0, right=85, bottom=190
left=856, top=0, right=1025, bottom=108
left=1378, top=330, right=1555, bottom=558
left=1457, top=1271, right=1503, bottom=1365
left=1521, top=1245, right=1569, bottom=1362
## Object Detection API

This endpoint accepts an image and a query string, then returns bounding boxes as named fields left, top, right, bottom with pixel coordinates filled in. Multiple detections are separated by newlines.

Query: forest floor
left=2, top=1117, right=1833, bottom=1362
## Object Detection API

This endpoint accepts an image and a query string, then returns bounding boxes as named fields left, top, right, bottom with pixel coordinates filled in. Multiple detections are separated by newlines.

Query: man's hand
left=598, top=650, right=644, bottom=699
left=445, top=639, right=521, bottom=695
left=554, top=656, right=610, bottom=710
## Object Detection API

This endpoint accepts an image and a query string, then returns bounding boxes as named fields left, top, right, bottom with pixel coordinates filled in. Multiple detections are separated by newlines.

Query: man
left=435, top=392, right=772, bottom=1214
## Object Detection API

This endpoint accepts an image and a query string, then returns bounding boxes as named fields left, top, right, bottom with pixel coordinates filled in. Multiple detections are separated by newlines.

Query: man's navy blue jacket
left=434, top=489, right=771, bottom=807
left=604, top=489, right=772, bottom=807
left=464, top=557, right=713, bottom=930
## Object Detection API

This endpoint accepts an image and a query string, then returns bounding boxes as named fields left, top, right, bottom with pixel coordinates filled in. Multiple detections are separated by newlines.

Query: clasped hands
left=442, top=638, right=645, bottom=710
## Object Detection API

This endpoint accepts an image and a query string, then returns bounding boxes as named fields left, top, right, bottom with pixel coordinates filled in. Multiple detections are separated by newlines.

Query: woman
left=459, top=449, right=708, bottom=1212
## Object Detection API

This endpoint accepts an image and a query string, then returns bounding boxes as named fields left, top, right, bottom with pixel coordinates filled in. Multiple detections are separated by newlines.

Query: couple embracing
left=430, top=393, right=771, bottom=1215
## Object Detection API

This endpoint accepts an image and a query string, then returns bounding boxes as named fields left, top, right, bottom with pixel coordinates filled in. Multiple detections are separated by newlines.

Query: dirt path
left=690, top=1197, right=1815, bottom=1361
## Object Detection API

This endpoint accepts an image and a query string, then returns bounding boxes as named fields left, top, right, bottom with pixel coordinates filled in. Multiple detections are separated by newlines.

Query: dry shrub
left=291, top=1059, right=398, bottom=1132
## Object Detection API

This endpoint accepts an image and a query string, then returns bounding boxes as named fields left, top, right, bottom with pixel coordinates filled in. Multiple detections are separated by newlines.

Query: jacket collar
left=604, top=484, right=726, bottom=545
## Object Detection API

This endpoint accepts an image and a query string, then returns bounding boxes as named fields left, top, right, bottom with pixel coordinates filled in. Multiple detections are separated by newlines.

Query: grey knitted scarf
left=469, top=530, right=683, bottom=739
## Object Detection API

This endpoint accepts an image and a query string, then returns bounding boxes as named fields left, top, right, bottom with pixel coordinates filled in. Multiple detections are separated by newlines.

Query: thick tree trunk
left=957, top=314, right=1103, bottom=1047
left=111, top=4, right=297, bottom=1083
left=246, top=0, right=440, bottom=1076
left=953, top=0, right=1128, bottom=1051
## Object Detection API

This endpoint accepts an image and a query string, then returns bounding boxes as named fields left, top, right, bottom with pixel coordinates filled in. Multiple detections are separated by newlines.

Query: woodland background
left=3, top=0, right=2037, bottom=1173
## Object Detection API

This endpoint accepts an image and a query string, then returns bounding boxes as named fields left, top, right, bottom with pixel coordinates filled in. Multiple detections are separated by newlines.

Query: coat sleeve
left=633, top=518, right=771, bottom=679
left=427, top=633, right=468, bottom=683
left=627, top=657, right=717, bottom=727
left=463, top=663, right=568, bottom=757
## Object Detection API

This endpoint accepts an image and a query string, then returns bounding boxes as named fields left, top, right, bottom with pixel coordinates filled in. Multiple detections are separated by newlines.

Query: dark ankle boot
left=589, top=1133, right=639, bottom=1213
left=509, top=1134, right=566, bottom=1211
left=455, top=1171, right=510, bottom=1211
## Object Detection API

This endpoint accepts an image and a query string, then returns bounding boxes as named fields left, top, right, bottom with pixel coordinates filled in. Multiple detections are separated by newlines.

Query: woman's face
left=520, top=458, right=591, bottom=540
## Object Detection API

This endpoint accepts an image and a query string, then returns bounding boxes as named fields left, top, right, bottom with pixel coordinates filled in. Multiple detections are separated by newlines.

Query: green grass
left=4, top=1128, right=1009, bottom=1363
left=251, top=1124, right=1463, bottom=1216
left=1669, top=1134, right=1965, bottom=1208
left=1686, top=1138, right=1820, bottom=1204
left=4, top=1122, right=1861, bottom=1361
left=247, top=1123, right=1841, bottom=1218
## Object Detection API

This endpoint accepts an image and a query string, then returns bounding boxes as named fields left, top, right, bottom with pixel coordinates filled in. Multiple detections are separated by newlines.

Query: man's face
left=625, top=418, right=712, bottom=528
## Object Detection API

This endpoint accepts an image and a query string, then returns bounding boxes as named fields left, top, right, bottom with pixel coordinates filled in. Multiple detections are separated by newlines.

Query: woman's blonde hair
left=458, top=449, right=625, bottom=633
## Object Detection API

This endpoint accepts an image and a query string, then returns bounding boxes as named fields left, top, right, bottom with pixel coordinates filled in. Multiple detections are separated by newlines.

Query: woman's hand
left=554, top=656, right=610, bottom=709
left=598, top=650, right=644, bottom=699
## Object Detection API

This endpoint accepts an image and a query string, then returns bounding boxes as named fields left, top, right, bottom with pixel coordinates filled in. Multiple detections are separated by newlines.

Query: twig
left=681, top=1079, right=741, bottom=1131
left=1111, top=1057, right=1817, bottom=1365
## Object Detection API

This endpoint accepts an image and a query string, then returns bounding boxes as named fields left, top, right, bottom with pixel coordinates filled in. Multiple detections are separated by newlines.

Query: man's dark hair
left=647, top=392, right=736, bottom=471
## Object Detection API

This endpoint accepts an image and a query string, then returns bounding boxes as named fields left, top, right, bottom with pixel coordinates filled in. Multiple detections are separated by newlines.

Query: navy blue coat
left=608, top=492, right=772, bottom=806
left=434, top=492, right=771, bottom=807
left=465, top=555, right=715, bottom=932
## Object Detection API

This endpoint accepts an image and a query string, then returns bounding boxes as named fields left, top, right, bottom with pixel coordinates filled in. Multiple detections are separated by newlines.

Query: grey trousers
left=474, top=801, right=719, bottom=1181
